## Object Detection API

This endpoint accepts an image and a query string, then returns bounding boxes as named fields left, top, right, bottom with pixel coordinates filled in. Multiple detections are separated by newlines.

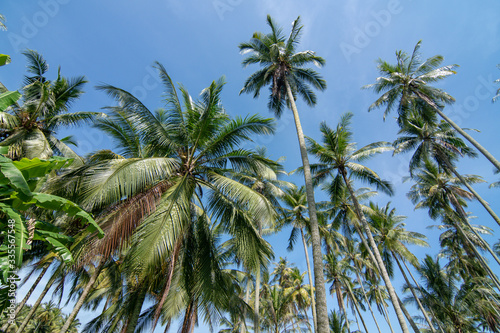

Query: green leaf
left=32, top=193, right=104, bottom=237
left=44, top=237, right=73, bottom=262
left=13, top=157, right=72, bottom=180
left=0, top=54, right=11, bottom=66
left=0, top=155, right=32, bottom=200
left=0, top=91, right=21, bottom=111
left=0, top=203, right=27, bottom=267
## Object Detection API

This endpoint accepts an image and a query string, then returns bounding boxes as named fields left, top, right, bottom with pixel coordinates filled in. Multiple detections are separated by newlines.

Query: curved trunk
left=340, top=169, right=410, bottom=333
left=60, top=257, right=106, bottom=333
left=2, top=263, right=50, bottom=332
left=393, top=254, right=436, bottom=332
left=416, top=91, right=500, bottom=172
left=301, top=227, right=318, bottom=333
left=285, top=80, right=329, bottom=333
left=15, top=272, right=56, bottom=333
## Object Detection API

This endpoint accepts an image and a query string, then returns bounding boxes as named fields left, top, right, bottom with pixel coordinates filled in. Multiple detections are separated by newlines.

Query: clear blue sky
left=2, top=0, right=500, bottom=331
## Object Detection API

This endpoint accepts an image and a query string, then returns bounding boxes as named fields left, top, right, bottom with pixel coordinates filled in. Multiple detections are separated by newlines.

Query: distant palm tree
left=365, top=40, right=500, bottom=171
left=407, top=160, right=500, bottom=289
left=367, top=202, right=437, bottom=332
left=239, top=15, right=329, bottom=333
left=393, top=108, right=500, bottom=227
left=0, top=50, right=102, bottom=162
left=307, top=112, right=410, bottom=333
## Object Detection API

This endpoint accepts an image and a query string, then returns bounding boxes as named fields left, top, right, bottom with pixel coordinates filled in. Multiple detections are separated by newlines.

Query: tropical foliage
left=1, top=14, right=500, bottom=333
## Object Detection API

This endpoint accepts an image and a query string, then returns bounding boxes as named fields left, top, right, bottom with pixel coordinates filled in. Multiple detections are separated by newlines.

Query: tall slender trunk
left=347, top=285, right=369, bottom=333
left=2, top=263, right=50, bottom=332
left=381, top=300, right=396, bottom=333
left=125, top=283, right=148, bottom=333
left=397, top=294, right=421, bottom=333
left=301, top=227, right=318, bottom=333
left=60, top=257, right=106, bottom=333
left=416, top=91, right=500, bottom=172
left=15, top=273, right=56, bottom=333
left=254, top=265, right=261, bottom=333
left=393, top=254, right=436, bottom=332
left=340, top=169, right=410, bottom=333
left=353, top=269, right=382, bottom=333
left=285, top=80, right=329, bottom=333
left=353, top=223, right=419, bottom=332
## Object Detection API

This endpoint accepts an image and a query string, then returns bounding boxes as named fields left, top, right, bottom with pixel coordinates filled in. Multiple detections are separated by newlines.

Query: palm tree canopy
left=0, top=50, right=104, bottom=161
left=307, top=112, right=394, bottom=195
left=239, top=15, right=326, bottom=117
left=364, top=40, right=457, bottom=125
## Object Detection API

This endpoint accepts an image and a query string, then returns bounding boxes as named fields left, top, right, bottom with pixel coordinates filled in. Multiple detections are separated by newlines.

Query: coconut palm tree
left=367, top=202, right=437, bottom=332
left=393, top=108, right=500, bottom=227
left=239, top=15, right=329, bottom=333
left=0, top=50, right=102, bottom=162
left=50, top=64, right=278, bottom=332
left=230, top=147, right=292, bottom=332
left=306, top=112, right=411, bottom=332
left=407, top=160, right=500, bottom=289
left=280, top=186, right=319, bottom=331
left=364, top=40, right=500, bottom=172
left=406, top=255, right=499, bottom=332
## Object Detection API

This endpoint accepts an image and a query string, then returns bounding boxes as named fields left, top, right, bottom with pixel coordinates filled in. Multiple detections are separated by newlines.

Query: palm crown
left=239, top=15, right=326, bottom=117
left=364, top=40, right=457, bottom=125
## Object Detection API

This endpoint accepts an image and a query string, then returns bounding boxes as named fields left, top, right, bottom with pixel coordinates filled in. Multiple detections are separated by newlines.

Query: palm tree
left=393, top=108, right=500, bottom=227
left=364, top=40, right=500, bottom=172
left=239, top=15, right=329, bottom=333
left=367, top=202, right=438, bottom=332
left=407, top=160, right=500, bottom=289
left=230, top=147, right=292, bottom=332
left=51, top=64, right=278, bottom=332
left=280, top=186, right=318, bottom=331
left=0, top=50, right=102, bottom=162
left=328, top=310, right=350, bottom=333
left=307, top=112, right=410, bottom=333
left=407, top=255, right=499, bottom=332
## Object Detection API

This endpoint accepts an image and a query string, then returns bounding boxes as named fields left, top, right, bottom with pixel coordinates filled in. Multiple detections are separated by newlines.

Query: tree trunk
left=60, top=257, right=106, bottom=333
left=340, top=169, right=410, bottom=333
left=393, top=254, right=436, bottom=332
left=15, top=272, right=56, bottom=333
left=2, top=263, right=50, bottom=332
left=125, top=283, right=148, bottom=333
left=347, top=285, right=369, bottom=333
left=397, top=294, right=421, bottom=333
left=285, top=80, right=329, bottom=333
left=301, top=227, right=318, bottom=333
left=416, top=91, right=500, bottom=172
left=254, top=265, right=261, bottom=333
left=353, top=269, right=382, bottom=333
left=440, top=155, right=500, bottom=229
left=381, top=299, right=396, bottom=333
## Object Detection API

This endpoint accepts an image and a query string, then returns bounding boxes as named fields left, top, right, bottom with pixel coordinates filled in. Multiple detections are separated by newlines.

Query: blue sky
left=2, top=0, right=500, bottom=331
